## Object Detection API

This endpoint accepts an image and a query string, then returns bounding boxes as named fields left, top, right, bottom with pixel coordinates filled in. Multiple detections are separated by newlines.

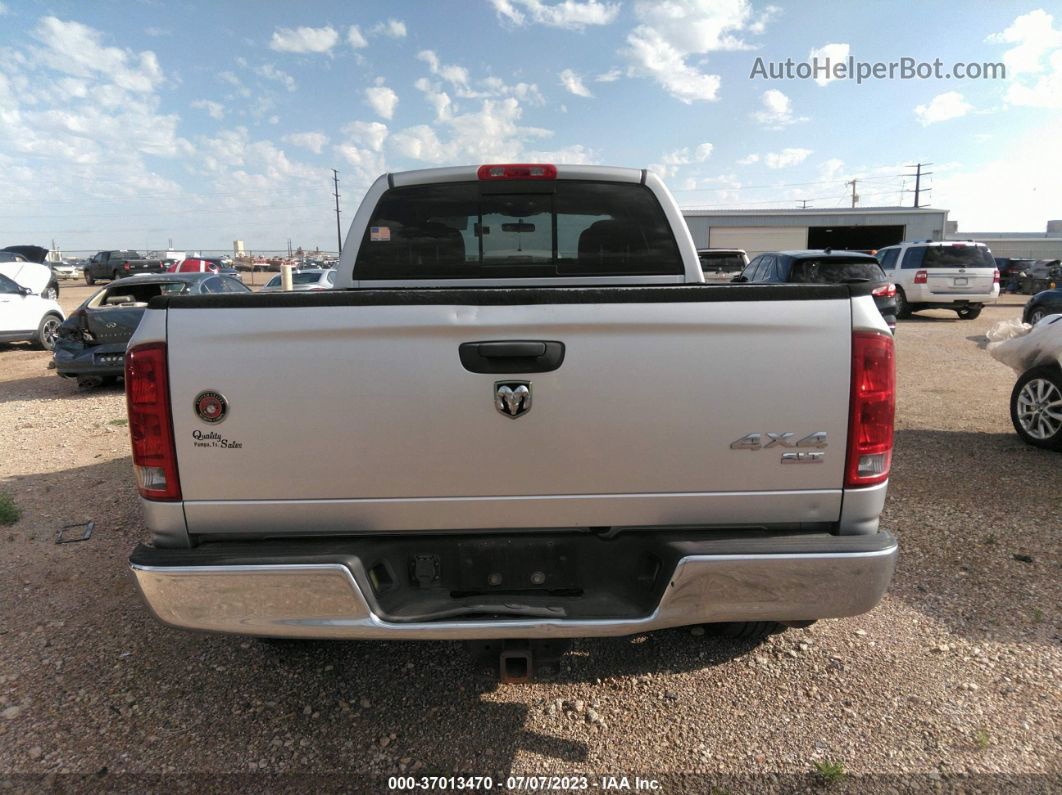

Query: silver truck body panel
left=132, top=540, right=897, bottom=639
left=166, top=298, right=854, bottom=535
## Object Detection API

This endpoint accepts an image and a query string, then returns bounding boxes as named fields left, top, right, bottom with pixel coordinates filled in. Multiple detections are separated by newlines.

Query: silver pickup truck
left=125, top=164, right=897, bottom=670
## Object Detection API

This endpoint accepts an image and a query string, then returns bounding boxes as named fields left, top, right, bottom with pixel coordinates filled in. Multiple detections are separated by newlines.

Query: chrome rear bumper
left=130, top=534, right=897, bottom=640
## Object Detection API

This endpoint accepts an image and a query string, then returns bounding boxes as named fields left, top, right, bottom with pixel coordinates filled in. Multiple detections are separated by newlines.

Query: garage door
left=708, top=226, right=808, bottom=258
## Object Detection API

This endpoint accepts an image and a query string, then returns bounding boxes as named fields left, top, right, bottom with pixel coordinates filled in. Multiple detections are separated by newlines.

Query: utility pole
left=905, top=162, right=933, bottom=208
left=332, top=169, right=342, bottom=255
left=796, top=199, right=811, bottom=209
left=845, top=179, right=859, bottom=208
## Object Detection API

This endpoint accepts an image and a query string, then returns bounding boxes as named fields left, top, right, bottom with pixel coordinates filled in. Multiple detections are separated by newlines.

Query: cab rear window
left=354, top=181, right=684, bottom=279
left=788, top=259, right=885, bottom=284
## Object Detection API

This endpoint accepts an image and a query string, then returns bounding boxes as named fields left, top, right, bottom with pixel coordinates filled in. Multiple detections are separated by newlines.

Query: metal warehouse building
left=949, top=226, right=1062, bottom=260
left=681, top=207, right=949, bottom=257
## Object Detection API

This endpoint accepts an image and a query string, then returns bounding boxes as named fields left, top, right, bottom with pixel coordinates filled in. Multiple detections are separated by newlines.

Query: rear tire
left=956, top=304, right=982, bottom=320
left=44, top=280, right=59, bottom=301
left=1010, top=366, right=1062, bottom=451
left=85, top=271, right=95, bottom=286
left=1028, top=308, right=1046, bottom=324
left=703, top=621, right=787, bottom=641
left=895, top=289, right=912, bottom=319
left=112, top=270, right=122, bottom=281
left=33, top=313, right=62, bottom=351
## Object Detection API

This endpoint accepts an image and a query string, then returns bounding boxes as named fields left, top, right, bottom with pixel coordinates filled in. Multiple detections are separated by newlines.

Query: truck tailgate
left=165, top=289, right=853, bottom=535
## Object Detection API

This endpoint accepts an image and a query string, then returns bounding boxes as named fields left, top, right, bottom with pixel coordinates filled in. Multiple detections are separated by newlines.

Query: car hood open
left=0, top=261, right=52, bottom=294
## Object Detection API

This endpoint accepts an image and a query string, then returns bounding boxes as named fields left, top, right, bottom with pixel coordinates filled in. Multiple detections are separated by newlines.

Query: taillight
left=993, top=269, right=1000, bottom=284
left=125, top=342, right=181, bottom=500
left=477, top=163, right=557, bottom=180
left=845, top=331, right=895, bottom=489
left=913, top=269, right=927, bottom=285
left=871, top=283, right=897, bottom=298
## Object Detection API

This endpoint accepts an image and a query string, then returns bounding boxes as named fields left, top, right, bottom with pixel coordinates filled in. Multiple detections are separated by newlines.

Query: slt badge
left=495, top=381, right=532, bottom=419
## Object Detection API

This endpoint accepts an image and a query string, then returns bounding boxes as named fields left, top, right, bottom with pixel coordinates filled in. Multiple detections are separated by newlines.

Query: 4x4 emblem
left=495, top=381, right=532, bottom=419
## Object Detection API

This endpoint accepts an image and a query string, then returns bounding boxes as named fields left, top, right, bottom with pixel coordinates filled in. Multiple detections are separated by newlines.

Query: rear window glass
left=788, top=259, right=885, bottom=283
left=354, top=181, right=683, bottom=279
left=293, top=272, right=324, bottom=285
left=698, top=252, right=745, bottom=271
left=908, top=245, right=995, bottom=268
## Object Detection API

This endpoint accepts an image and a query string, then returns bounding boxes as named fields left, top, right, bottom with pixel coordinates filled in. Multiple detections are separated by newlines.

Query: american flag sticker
left=370, top=226, right=391, bottom=242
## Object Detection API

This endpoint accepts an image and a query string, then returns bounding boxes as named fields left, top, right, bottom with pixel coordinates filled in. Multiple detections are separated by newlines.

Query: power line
left=332, top=169, right=343, bottom=255
left=905, top=162, right=933, bottom=208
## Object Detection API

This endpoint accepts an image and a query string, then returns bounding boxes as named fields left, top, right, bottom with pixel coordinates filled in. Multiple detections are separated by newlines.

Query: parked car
left=260, top=269, right=336, bottom=291
left=1009, top=337, right=1062, bottom=452
left=697, top=248, right=748, bottom=276
left=50, top=260, right=83, bottom=280
left=1, top=246, right=61, bottom=299
left=84, top=250, right=166, bottom=285
left=1017, top=259, right=1061, bottom=296
left=125, top=162, right=897, bottom=673
left=0, top=271, right=64, bottom=350
left=167, top=257, right=242, bottom=280
left=1023, top=287, right=1062, bottom=325
left=875, top=241, right=999, bottom=319
left=53, top=273, right=249, bottom=387
left=733, top=249, right=897, bottom=331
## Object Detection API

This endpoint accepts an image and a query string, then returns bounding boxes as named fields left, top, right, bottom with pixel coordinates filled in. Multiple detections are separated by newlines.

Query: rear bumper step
left=130, top=531, right=896, bottom=640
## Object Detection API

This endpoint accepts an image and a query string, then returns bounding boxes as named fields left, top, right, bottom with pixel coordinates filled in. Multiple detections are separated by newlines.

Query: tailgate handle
left=459, top=341, right=565, bottom=374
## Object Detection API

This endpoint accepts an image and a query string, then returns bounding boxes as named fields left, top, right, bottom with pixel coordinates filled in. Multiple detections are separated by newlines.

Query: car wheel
left=702, top=621, right=787, bottom=641
left=1028, top=308, right=1046, bottom=324
left=1010, top=365, right=1062, bottom=451
left=956, top=304, right=983, bottom=320
left=112, top=270, right=122, bottom=281
left=895, top=289, right=912, bottom=319
left=44, top=281, right=59, bottom=301
left=85, top=271, right=95, bottom=286
left=34, top=314, right=62, bottom=351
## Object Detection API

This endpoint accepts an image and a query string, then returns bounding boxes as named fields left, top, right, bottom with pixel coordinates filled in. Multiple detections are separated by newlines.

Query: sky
left=1, top=0, right=1060, bottom=253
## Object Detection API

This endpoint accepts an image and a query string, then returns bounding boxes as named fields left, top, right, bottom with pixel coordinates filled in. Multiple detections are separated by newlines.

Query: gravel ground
left=0, top=288, right=1058, bottom=792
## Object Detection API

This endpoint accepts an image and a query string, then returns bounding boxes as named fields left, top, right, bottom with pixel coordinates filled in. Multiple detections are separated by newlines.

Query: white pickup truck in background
left=125, top=164, right=897, bottom=675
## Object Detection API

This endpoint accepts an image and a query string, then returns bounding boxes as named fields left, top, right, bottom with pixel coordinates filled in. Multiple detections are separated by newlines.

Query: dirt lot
left=0, top=287, right=1058, bottom=791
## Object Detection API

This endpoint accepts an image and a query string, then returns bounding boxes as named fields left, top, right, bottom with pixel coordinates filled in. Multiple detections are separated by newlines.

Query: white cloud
left=808, top=42, right=850, bottom=86
left=736, top=153, right=759, bottom=165
left=283, top=131, right=329, bottom=154
left=559, top=68, right=592, bottom=97
left=219, top=70, right=251, bottom=98
left=914, top=91, right=973, bottom=125
left=144, top=26, right=169, bottom=37
left=595, top=67, right=623, bottom=82
left=624, top=0, right=770, bottom=104
left=269, top=25, right=339, bottom=54
left=31, top=16, right=165, bottom=93
left=365, top=84, right=399, bottom=119
left=649, top=142, right=713, bottom=177
left=935, top=124, right=1062, bottom=231
left=347, top=25, right=368, bottom=49
left=524, top=144, right=598, bottom=164
left=390, top=97, right=553, bottom=164
left=986, top=9, right=1062, bottom=76
left=987, top=10, right=1062, bottom=110
left=752, top=89, right=806, bottom=129
left=1005, top=50, right=1062, bottom=108
left=417, top=50, right=470, bottom=89
left=372, top=19, right=407, bottom=38
left=191, top=99, right=225, bottom=119
left=343, top=121, right=389, bottom=152
left=0, top=3, right=8, bottom=15
left=764, top=148, right=812, bottom=168
left=490, top=0, right=619, bottom=30
left=255, top=63, right=296, bottom=91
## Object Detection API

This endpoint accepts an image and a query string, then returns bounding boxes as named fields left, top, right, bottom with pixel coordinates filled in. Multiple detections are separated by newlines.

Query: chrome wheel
left=1029, top=309, right=1045, bottom=324
left=1016, top=378, right=1062, bottom=440
left=40, top=317, right=61, bottom=350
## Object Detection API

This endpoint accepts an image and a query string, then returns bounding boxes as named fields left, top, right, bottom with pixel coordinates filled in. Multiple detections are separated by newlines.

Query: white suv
left=0, top=269, right=65, bottom=350
left=875, top=240, right=999, bottom=320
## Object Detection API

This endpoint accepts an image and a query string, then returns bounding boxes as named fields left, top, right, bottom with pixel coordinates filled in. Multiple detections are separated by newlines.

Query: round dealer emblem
left=194, top=390, right=228, bottom=423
